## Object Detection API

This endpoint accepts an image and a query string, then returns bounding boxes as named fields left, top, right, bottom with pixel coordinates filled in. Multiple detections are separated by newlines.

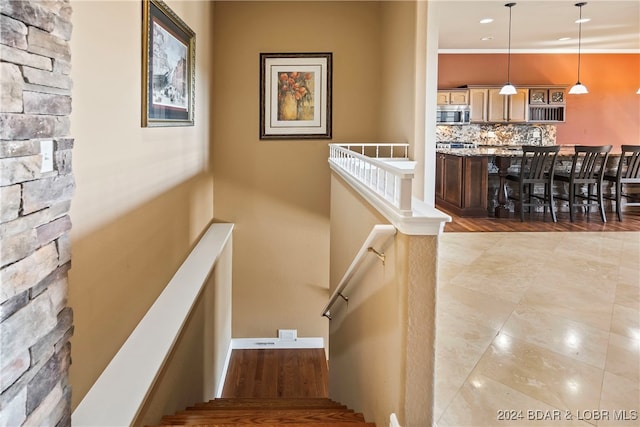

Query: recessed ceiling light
left=558, top=37, right=571, bottom=41
left=481, top=36, right=494, bottom=41
left=575, top=18, right=591, bottom=23
left=480, top=18, right=494, bottom=24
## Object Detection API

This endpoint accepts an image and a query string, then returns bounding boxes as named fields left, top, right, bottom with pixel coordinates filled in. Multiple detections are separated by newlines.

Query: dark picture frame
left=142, top=0, right=195, bottom=127
left=260, top=52, right=332, bottom=139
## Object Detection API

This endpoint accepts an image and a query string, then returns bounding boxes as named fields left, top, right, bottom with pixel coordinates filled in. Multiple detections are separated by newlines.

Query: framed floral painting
left=260, top=53, right=332, bottom=139
left=142, top=0, right=195, bottom=127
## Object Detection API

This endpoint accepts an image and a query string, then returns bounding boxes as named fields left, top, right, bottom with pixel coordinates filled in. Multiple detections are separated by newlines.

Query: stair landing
left=222, top=348, right=329, bottom=398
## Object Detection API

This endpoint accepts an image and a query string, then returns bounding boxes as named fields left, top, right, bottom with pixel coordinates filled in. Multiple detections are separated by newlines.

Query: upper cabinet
left=528, top=88, right=566, bottom=122
left=488, top=88, right=528, bottom=122
left=467, top=86, right=566, bottom=124
left=437, top=90, right=469, bottom=105
left=469, top=88, right=528, bottom=123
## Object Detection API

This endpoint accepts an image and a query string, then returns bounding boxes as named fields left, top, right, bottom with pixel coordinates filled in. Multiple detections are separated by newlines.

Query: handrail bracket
left=321, top=224, right=396, bottom=318
left=368, top=246, right=386, bottom=264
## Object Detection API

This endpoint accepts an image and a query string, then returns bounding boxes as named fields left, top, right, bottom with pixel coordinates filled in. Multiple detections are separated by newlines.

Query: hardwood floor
left=222, top=349, right=329, bottom=398
left=442, top=207, right=640, bottom=232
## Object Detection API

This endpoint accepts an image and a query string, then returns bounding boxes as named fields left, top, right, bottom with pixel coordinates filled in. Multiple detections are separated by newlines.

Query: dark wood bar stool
left=554, top=145, right=612, bottom=222
left=506, top=145, right=560, bottom=222
left=603, top=145, right=640, bottom=221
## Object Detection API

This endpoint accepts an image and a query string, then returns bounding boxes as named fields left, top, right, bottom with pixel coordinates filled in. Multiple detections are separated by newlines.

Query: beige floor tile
left=474, top=334, right=604, bottom=413
left=437, top=284, right=516, bottom=331
left=519, top=283, right=614, bottom=332
left=435, top=312, right=497, bottom=420
left=610, top=304, right=640, bottom=340
left=502, top=306, right=610, bottom=369
left=438, top=373, right=593, bottom=427
left=438, top=259, right=468, bottom=283
left=614, top=283, right=640, bottom=310
left=598, top=371, right=640, bottom=426
left=605, top=333, right=640, bottom=382
left=447, top=254, right=543, bottom=303
left=436, top=231, right=639, bottom=426
left=618, top=265, right=640, bottom=288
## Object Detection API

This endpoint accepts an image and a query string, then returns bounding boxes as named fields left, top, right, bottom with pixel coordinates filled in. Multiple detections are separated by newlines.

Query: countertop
left=436, top=144, right=621, bottom=157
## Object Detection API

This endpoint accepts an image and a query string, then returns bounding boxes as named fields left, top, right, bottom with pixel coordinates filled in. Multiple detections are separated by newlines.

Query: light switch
left=40, top=140, right=54, bottom=173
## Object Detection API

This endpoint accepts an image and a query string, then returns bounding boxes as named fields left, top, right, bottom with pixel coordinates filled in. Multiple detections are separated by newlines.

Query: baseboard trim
left=232, top=337, right=325, bottom=350
left=215, top=342, right=233, bottom=398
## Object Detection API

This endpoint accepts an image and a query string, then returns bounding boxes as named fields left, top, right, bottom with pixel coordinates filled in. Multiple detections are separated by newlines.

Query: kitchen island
left=435, top=144, right=604, bottom=218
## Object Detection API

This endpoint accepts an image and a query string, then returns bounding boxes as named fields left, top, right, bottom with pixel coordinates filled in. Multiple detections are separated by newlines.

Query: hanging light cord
left=506, top=3, right=515, bottom=83
left=576, top=3, right=584, bottom=83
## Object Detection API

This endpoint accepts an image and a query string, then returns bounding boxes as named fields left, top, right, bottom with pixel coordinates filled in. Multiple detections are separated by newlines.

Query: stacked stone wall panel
left=1, top=0, right=74, bottom=424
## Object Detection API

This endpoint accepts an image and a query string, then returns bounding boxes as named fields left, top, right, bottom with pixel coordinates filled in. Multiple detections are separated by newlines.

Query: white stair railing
left=329, top=144, right=415, bottom=215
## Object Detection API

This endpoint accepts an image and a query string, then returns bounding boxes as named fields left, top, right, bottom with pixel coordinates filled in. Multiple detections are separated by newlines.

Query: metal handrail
left=321, top=224, right=397, bottom=319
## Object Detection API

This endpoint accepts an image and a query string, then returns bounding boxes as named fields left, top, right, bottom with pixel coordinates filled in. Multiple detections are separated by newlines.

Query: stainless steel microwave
left=436, top=105, right=470, bottom=125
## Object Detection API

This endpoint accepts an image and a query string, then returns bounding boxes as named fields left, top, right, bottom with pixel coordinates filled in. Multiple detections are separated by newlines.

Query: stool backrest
left=618, top=145, right=640, bottom=181
left=520, top=145, right=560, bottom=180
left=570, top=145, right=612, bottom=180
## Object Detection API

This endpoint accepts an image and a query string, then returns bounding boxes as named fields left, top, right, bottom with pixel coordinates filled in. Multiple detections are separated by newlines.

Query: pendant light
left=499, top=3, right=517, bottom=95
left=569, top=2, right=589, bottom=94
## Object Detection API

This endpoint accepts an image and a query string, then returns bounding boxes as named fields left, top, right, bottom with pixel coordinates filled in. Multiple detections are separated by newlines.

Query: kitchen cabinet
left=488, top=88, right=528, bottom=122
left=469, top=89, right=488, bottom=122
left=435, top=153, right=488, bottom=217
left=437, top=90, right=469, bottom=105
left=469, top=87, right=528, bottom=123
left=528, top=88, right=566, bottom=122
left=470, top=85, right=566, bottom=123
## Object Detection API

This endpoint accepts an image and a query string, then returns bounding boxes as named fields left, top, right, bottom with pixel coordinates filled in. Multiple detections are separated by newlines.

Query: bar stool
left=603, top=145, right=640, bottom=221
left=506, top=145, right=560, bottom=222
left=553, top=145, right=612, bottom=222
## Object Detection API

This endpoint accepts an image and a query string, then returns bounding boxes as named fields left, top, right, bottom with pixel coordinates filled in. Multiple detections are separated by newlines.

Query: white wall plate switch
left=41, top=140, right=54, bottom=173
left=278, top=329, right=297, bottom=341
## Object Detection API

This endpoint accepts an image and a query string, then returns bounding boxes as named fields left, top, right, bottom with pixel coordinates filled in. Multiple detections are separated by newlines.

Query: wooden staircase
left=152, top=397, right=376, bottom=426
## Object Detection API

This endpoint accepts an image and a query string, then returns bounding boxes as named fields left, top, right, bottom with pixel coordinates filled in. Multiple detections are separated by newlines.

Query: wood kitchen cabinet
left=437, top=90, right=469, bottom=105
left=469, top=89, right=488, bottom=122
left=469, top=87, right=528, bottom=123
left=435, top=153, right=488, bottom=217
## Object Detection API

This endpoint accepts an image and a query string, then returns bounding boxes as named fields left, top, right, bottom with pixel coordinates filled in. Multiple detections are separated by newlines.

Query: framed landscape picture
left=260, top=52, right=332, bottom=139
left=142, top=0, right=195, bottom=127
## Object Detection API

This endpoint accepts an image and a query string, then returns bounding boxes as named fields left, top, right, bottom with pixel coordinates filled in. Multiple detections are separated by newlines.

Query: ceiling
left=435, top=0, right=640, bottom=52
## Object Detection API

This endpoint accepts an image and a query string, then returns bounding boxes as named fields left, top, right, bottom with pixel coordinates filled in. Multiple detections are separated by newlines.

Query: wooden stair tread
left=160, top=409, right=366, bottom=424
left=193, top=398, right=346, bottom=409
left=154, top=424, right=376, bottom=427
left=189, top=404, right=348, bottom=411
left=151, top=396, right=375, bottom=426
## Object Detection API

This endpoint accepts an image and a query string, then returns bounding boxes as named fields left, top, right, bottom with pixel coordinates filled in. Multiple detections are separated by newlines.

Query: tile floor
left=435, top=232, right=640, bottom=426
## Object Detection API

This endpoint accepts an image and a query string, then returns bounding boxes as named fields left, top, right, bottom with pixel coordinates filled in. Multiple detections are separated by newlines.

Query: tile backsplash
left=436, top=124, right=557, bottom=146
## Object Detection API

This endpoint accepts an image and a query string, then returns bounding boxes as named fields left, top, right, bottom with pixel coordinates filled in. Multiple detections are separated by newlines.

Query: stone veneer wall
left=0, top=0, right=74, bottom=425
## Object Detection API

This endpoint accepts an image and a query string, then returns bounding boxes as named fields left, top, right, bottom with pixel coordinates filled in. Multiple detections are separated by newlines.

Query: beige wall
left=328, top=173, right=438, bottom=427
left=68, top=0, right=427, bottom=413
left=212, top=1, right=390, bottom=342
left=69, top=0, right=215, bottom=408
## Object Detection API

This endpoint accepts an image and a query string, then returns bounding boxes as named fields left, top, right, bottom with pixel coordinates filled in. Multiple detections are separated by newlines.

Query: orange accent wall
left=438, top=54, right=640, bottom=148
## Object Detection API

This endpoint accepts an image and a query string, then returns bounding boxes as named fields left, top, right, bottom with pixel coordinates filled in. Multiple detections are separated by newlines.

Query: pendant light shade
left=569, top=2, right=588, bottom=95
left=500, top=3, right=517, bottom=95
